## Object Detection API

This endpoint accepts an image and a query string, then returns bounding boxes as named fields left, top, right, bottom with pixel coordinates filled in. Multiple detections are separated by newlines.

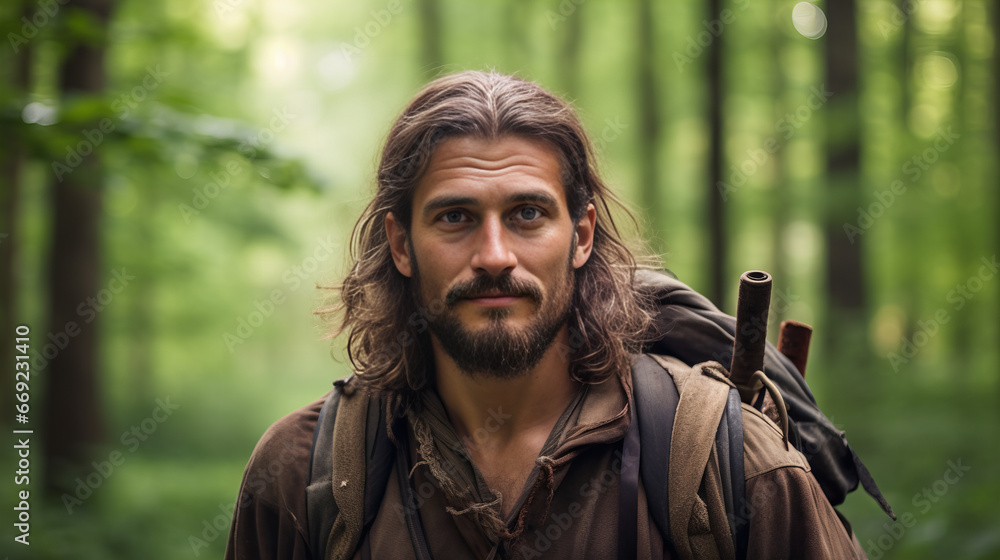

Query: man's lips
left=465, top=294, right=522, bottom=307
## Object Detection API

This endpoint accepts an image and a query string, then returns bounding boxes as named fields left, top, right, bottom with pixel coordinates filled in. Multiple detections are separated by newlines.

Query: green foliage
left=0, top=0, right=995, bottom=558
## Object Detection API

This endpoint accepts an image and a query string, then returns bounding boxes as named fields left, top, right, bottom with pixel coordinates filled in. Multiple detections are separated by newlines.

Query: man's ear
left=385, top=212, right=413, bottom=277
left=572, top=203, right=596, bottom=269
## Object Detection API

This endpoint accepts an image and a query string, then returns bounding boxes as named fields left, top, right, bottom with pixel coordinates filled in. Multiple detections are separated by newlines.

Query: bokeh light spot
left=792, top=3, right=828, bottom=39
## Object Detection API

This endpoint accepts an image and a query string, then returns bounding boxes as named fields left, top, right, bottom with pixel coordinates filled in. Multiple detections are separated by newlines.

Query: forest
left=0, top=0, right=997, bottom=558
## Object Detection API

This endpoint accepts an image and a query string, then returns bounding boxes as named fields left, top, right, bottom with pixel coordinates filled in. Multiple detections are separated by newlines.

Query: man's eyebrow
left=508, top=192, right=559, bottom=208
left=423, top=196, right=477, bottom=216
left=421, top=191, right=560, bottom=216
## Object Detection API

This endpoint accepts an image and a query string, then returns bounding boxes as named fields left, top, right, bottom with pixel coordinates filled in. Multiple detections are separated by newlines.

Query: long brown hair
left=323, top=70, right=658, bottom=401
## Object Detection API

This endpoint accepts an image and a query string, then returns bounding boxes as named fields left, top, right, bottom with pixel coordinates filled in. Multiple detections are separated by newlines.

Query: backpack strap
left=307, top=380, right=395, bottom=560
left=631, top=354, right=680, bottom=557
left=720, top=386, right=749, bottom=560
left=307, top=386, right=341, bottom=558
left=642, top=355, right=747, bottom=560
left=618, top=390, right=641, bottom=560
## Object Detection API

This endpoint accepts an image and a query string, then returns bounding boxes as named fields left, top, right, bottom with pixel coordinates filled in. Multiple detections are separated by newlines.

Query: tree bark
left=707, top=0, right=726, bottom=306
left=636, top=0, right=663, bottom=256
left=0, top=0, right=33, bottom=429
left=770, top=22, right=788, bottom=328
left=41, top=0, right=115, bottom=496
left=823, top=0, right=866, bottom=315
left=557, top=0, right=582, bottom=99
left=994, top=0, right=1000, bottom=388
left=416, top=0, right=443, bottom=78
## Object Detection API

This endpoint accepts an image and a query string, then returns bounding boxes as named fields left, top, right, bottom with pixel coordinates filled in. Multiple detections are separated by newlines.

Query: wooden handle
left=778, top=320, right=813, bottom=378
left=730, top=270, right=771, bottom=400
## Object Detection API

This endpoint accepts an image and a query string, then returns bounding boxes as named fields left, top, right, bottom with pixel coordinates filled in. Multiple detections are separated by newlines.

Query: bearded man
left=225, top=71, right=868, bottom=560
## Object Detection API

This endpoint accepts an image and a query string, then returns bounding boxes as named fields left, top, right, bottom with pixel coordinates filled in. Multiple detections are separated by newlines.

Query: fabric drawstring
left=500, top=456, right=558, bottom=541
left=406, top=403, right=509, bottom=540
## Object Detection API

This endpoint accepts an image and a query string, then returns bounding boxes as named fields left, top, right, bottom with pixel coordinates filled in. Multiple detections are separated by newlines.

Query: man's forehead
left=413, top=135, right=567, bottom=207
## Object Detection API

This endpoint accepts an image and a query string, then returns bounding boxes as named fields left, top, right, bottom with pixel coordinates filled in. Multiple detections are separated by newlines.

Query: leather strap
left=632, top=355, right=679, bottom=558
left=618, top=399, right=640, bottom=560
left=306, top=388, right=341, bottom=559
left=725, top=387, right=749, bottom=560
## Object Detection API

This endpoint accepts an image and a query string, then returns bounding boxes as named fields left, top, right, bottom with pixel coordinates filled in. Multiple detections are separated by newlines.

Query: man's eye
left=517, top=206, right=541, bottom=221
left=441, top=210, right=465, bottom=223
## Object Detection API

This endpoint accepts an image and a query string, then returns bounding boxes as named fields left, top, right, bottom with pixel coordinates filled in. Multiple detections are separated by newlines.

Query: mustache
left=445, top=275, right=542, bottom=306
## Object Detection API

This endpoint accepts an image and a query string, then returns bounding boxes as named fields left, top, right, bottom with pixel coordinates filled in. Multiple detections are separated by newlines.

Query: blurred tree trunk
left=128, top=192, right=155, bottom=404
left=556, top=0, right=581, bottom=99
left=901, top=0, right=913, bottom=116
left=823, top=1, right=866, bottom=328
left=416, top=0, right=443, bottom=77
left=994, top=0, right=999, bottom=379
left=770, top=25, right=788, bottom=328
left=706, top=0, right=726, bottom=306
left=636, top=0, right=663, bottom=257
left=0, top=0, right=33, bottom=430
left=993, top=0, right=999, bottom=296
left=503, top=0, right=527, bottom=73
left=42, top=0, right=115, bottom=496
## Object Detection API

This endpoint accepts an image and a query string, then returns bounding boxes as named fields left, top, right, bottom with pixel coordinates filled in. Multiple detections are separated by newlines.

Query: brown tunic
left=225, top=358, right=867, bottom=560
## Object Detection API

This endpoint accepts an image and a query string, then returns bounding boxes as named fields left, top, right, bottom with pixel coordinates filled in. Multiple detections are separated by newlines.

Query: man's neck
left=430, top=326, right=581, bottom=450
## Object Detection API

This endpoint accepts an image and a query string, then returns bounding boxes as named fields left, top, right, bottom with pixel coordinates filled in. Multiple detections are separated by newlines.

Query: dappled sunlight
left=0, top=0, right=995, bottom=558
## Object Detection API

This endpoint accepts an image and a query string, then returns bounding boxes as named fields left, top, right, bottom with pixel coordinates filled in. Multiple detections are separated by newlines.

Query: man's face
left=386, top=135, right=596, bottom=379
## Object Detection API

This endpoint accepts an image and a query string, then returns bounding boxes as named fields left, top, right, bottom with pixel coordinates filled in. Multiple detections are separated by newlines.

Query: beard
left=412, top=258, right=575, bottom=380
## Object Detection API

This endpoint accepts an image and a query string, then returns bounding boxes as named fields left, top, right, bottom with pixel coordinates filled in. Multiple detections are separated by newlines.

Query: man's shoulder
left=239, top=393, right=328, bottom=508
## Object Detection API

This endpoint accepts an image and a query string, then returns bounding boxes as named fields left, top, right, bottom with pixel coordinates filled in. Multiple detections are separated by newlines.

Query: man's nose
left=470, top=217, right=517, bottom=276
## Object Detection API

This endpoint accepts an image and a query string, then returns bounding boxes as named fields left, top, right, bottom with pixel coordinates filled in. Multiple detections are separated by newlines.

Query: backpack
left=634, top=269, right=893, bottom=517
left=305, top=270, right=894, bottom=559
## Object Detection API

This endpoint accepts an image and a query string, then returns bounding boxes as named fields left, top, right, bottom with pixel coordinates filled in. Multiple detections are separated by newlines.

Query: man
left=225, top=71, right=867, bottom=559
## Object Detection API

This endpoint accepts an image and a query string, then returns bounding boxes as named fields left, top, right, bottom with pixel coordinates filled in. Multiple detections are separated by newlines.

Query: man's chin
left=435, top=328, right=551, bottom=380
left=459, top=363, right=534, bottom=381
left=453, top=307, right=522, bottom=328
